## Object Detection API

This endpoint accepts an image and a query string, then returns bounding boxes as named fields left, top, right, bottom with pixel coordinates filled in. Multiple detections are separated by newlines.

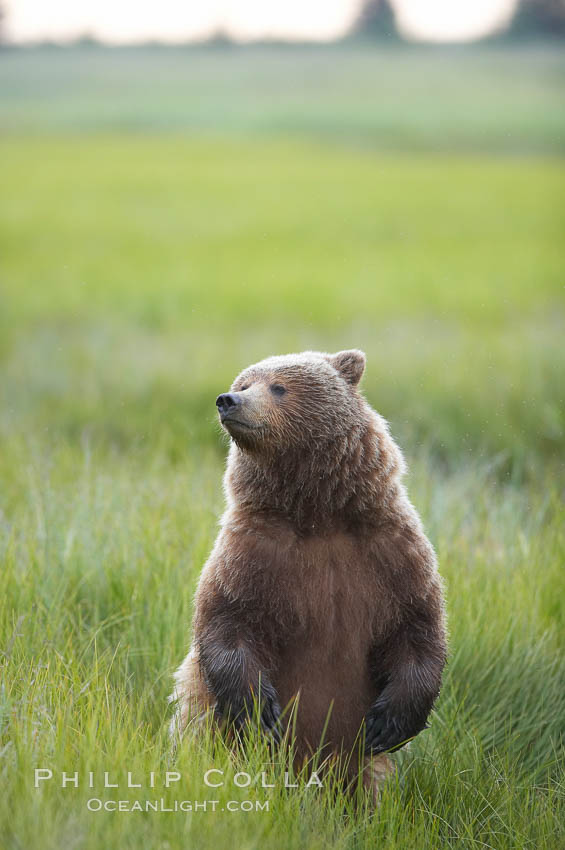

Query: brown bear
left=171, top=349, right=447, bottom=799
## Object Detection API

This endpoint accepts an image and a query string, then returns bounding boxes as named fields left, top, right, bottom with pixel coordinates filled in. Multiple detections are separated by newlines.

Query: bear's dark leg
left=197, top=630, right=282, bottom=742
left=365, top=605, right=446, bottom=755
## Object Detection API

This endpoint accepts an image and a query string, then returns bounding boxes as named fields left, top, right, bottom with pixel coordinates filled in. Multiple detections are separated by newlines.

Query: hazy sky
left=4, top=0, right=517, bottom=44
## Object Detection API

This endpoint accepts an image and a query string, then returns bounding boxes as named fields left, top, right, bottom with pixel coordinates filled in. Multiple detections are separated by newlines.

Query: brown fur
left=171, top=350, right=447, bottom=800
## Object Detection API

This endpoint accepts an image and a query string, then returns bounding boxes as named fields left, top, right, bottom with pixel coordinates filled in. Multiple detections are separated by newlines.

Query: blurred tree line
left=507, top=0, right=565, bottom=36
left=351, top=0, right=565, bottom=40
left=350, top=0, right=400, bottom=41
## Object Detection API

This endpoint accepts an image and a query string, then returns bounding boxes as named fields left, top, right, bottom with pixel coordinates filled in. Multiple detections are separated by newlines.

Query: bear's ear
left=328, top=350, right=366, bottom=386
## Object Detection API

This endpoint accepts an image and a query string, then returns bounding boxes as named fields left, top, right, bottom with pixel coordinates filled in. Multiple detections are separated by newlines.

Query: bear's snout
left=216, top=392, right=243, bottom=421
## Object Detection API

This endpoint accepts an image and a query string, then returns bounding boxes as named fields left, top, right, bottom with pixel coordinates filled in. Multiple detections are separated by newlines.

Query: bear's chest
left=218, top=523, right=387, bottom=647
left=288, top=535, right=381, bottom=646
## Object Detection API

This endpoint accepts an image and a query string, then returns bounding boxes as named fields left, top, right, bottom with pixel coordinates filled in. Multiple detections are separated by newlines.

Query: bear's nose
left=216, top=393, right=242, bottom=417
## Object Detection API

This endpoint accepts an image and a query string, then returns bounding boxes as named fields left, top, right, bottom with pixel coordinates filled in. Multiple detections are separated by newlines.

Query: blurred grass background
left=0, top=44, right=564, bottom=849
left=2, top=45, right=565, bottom=153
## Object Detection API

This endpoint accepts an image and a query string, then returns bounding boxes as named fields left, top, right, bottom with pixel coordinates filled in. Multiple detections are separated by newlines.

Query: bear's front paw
left=256, top=691, right=282, bottom=744
left=364, top=701, right=426, bottom=755
left=217, top=686, right=282, bottom=744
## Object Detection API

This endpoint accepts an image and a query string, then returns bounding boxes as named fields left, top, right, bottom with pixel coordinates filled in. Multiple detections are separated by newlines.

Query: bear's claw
left=217, top=688, right=282, bottom=744
left=364, top=702, right=426, bottom=754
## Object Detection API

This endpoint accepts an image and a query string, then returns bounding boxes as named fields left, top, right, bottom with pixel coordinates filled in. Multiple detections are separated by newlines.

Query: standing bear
left=171, top=350, right=447, bottom=798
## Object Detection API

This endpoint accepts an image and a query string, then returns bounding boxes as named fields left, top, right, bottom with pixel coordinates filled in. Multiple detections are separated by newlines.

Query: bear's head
left=215, top=350, right=367, bottom=455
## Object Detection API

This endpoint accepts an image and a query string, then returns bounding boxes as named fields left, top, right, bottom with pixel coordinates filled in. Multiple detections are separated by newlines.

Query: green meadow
left=0, top=45, right=564, bottom=849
